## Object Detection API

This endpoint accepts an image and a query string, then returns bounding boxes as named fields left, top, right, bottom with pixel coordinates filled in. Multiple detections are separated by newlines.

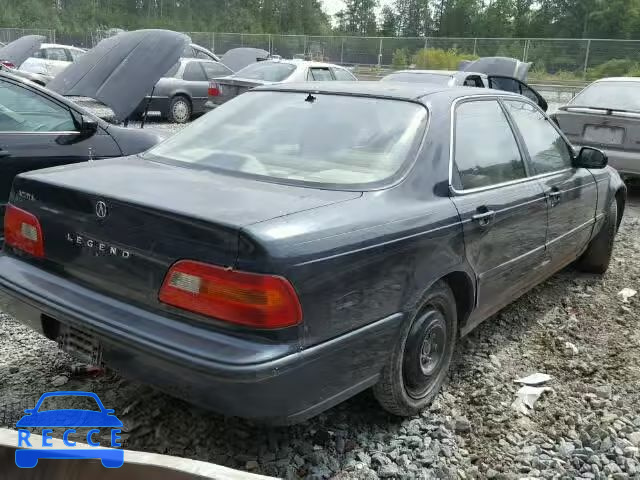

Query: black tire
left=577, top=200, right=617, bottom=274
left=167, top=95, right=192, bottom=124
left=373, top=281, right=458, bottom=417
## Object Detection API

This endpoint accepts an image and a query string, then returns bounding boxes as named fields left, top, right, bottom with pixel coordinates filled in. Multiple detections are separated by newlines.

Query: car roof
left=271, top=59, right=348, bottom=69
left=255, top=81, right=514, bottom=103
left=593, top=77, right=640, bottom=83
left=41, top=43, right=84, bottom=51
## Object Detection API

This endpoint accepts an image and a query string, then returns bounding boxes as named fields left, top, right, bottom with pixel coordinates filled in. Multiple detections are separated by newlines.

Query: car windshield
left=146, top=91, right=427, bottom=187
left=233, top=62, right=296, bottom=82
left=382, top=72, right=452, bottom=84
left=570, top=81, right=640, bottom=112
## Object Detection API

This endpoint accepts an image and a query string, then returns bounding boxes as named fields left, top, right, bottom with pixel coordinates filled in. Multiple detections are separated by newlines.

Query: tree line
left=339, top=0, right=640, bottom=39
left=0, top=0, right=637, bottom=39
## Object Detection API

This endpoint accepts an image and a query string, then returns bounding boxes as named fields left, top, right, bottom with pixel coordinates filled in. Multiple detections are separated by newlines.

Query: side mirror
left=23, top=409, right=34, bottom=414
left=80, top=115, right=98, bottom=136
left=575, top=146, right=608, bottom=169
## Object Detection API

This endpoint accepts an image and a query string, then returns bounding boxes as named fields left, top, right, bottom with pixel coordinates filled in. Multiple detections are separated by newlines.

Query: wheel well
left=440, top=271, right=474, bottom=330
left=172, top=93, right=191, bottom=106
left=615, top=188, right=626, bottom=231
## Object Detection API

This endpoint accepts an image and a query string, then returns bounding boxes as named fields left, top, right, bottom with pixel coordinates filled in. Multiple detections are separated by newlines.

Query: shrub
left=392, top=48, right=409, bottom=68
left=412, top=48, right=478, bottom=70
left=587, top=59, right=638, bottom=81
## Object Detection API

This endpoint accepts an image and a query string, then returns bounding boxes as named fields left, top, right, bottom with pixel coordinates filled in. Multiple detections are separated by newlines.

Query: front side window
left=233, top=62, right=296, bottom=82
left=454, top=100, right=526, bottom=190
left=504, top=100, right=572, bottom=174
left=308, top=68, right=333, bottom=81
left=183, top=62, right=206, bottom=81
left=0, top=80, right=76, bottom=132
left=146, top=92, right=427, bottom=188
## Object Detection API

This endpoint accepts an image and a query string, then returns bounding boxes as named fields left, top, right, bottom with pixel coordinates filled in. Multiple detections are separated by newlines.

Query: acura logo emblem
left=95, top=201, right=108, bottom=219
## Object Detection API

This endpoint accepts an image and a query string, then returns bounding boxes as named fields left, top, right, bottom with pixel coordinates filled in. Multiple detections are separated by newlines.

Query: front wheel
left=373, top=281, right=458, bottom=416
left=167, top=96, right=192, bottom=124
left=577, top=200, right=617, bottom=274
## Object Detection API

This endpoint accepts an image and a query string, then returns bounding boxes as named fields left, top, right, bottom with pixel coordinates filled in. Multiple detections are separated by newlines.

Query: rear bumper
left=0, top=254, right=402, bottom=424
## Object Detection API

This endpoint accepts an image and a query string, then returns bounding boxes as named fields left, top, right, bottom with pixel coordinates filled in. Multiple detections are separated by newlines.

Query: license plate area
left=583, top=124, right=625, bottom=144
left=57, top=324, right=103, bottom=366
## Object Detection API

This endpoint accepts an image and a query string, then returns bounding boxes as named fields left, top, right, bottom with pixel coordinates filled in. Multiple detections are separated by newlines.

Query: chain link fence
left=3, top=27, right=640, bottom=79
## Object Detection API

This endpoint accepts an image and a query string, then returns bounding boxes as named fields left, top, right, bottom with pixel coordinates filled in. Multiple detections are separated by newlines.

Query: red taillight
left=1, top=60, right=16, bottom=69
left=208, top=81, right=220, bottom=97
left=4, top=205, right=45, bottom=258
left=159, top=260, right=302, bottom=329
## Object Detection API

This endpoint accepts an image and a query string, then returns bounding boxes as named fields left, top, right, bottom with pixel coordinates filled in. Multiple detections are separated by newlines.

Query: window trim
left=448, top=95, right=574, bottom=195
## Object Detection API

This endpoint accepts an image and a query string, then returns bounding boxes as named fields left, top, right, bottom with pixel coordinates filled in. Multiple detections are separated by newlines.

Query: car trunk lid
left=8, top=157, right=359, bottom=313
left=210, top=78, right=267, bottom=105
left=555, top=108, right=640, bottom=152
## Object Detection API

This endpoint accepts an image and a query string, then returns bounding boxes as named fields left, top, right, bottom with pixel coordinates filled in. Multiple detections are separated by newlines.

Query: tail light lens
left=1, top=60, right=16, bottom=69
left=159, top=260, right=302, bottom=329
left=208, top=81, right=220, bottom=97
left=4, top=205, right=45, bottom=258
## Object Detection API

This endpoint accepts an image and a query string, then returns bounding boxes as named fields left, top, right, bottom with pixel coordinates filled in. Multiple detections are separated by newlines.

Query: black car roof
left=255, top=81, right=519, bottom=103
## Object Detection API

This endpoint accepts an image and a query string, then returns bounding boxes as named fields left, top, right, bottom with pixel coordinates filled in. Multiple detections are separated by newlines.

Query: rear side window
left=504, top=100, right=572, bottom=174
left=308, top=68, right=333, bottom=81
left=202, top=62, right=232, bottom=78
left=164, top=62, right=180, bottom=78
left=454, top=100, right=526, bottom=190
left=233, top=62, right=296, bottom=82
left=333, top=68, right=356, bottom=81
left=183, top=62, right=206, bottom=81
left=44, top=48, right=69, bottom=62
left=69, top=49, right=85, bottom=61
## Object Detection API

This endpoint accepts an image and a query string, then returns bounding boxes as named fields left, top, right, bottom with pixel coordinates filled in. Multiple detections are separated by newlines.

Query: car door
left=488, top=75, right=548, bottom=111
left=501, top=99, right=598, bottom=266
left=182, top=60, right=209, bottom=113
left=449, top=98, right=549, bottom=319
left=0, top=77, right=121, bottom=227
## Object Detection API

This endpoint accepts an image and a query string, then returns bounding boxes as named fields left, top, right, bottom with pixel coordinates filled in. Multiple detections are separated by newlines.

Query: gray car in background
left=135, top=58, right=233, bottom=123
left=553, top=77, right=640, bottom=180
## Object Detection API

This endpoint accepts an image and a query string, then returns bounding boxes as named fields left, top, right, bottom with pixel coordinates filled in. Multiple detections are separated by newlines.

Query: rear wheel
left=374, top=281, right=457, bottom=416
left=577, top=200, right=617, bottom=274
left=167, top=96, right=192, bottom=124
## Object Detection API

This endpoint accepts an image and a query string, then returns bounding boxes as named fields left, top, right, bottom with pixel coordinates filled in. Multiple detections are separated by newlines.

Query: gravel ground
left=1, top=170, right=639, bottom=478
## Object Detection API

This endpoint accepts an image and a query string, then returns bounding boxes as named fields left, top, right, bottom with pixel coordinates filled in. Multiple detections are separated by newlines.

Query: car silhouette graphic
left=16, top=391, right=123, bottom=427
left=15, top=391, right=124, bottom=468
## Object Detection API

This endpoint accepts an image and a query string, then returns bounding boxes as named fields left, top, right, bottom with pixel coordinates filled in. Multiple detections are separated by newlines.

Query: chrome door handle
left=472, top=209, right=496, bottom=227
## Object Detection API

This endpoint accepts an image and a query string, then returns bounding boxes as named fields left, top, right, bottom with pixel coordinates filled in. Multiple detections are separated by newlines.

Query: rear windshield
left=570, top=81, right=640, bottom=112
left=146, top=91, right=427, bottom=188
left=382, top=72, right=452, bottom=84
left=233, top=61, right=296, bottom=82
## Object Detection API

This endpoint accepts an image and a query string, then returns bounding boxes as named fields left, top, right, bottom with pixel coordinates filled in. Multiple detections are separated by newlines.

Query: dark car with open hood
left=0, top=29, right=190, bottom=244
left=0, top=82, right=626, bottom=424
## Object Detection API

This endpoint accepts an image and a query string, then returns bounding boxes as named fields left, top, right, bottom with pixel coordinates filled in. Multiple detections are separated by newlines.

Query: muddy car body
left=553, top=77, right=640, bottom=180
left=0, top=82, right=626, bottom=424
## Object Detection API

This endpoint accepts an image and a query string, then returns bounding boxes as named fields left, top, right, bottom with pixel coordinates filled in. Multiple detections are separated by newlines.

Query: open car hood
left=47, top=29, right=190, bottom=122
left=459, top=56, right=531, bottom=82
left=221, top=47, right=270, bottom=72
left=0, top=35, right=44, bottom=68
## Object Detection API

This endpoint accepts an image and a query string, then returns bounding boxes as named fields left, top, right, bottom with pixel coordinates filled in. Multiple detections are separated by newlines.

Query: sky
left=321, top=0, right=394, bottom=16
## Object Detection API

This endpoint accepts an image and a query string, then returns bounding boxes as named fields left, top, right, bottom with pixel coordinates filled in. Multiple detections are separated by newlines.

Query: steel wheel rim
left=403, top=309, right=448, bottom=400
